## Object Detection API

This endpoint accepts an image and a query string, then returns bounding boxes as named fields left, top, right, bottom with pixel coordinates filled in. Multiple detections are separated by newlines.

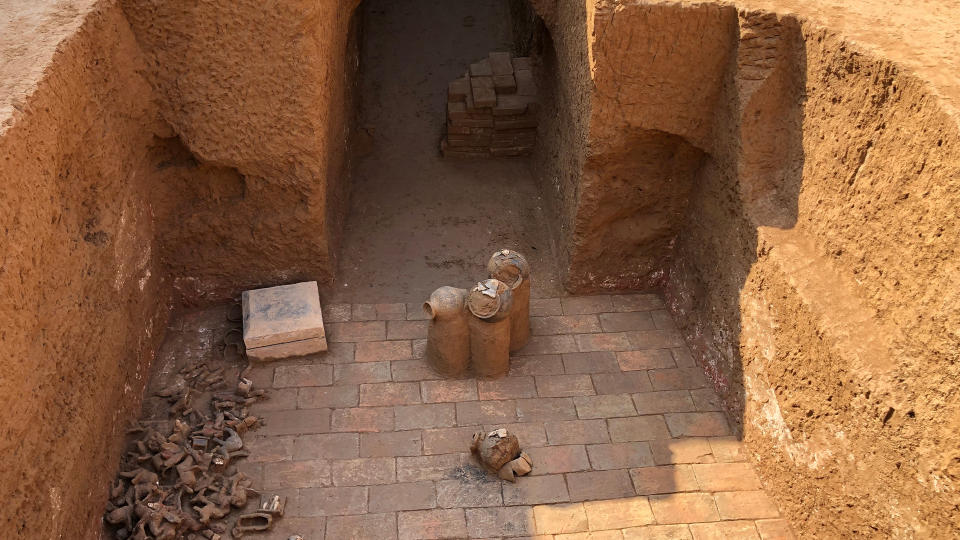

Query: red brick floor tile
left=299, top=486, right=367, bottom=516
left=648, top=368, right=710, bottom=391
left=562, top=296, right=614, bottom=315
left=692, top=463, right=762, bottom=491
left=388, top=320, right=429, bottom=340
left=328, top=321, right=387, bottom=342
left=626, top=330, right=685, bottom=350
left=649, top=438, right=715, bottom=465
left=607, top=416, right=671, bottom=442
left=648, top=493, right=719, bottom=524
left=323, top=303, right=352, bottom=323
left=664, top=412, right=730, bottom=437
left=421, top=379, right=478, bottom=402
left=562, top=351, right=621, bottom=374
left=575, top=333, right=633, bottom=352
left=478, top=376, right=538, bottom=399
left=273, top=364, right=333, bottom=388
left=396, top=453, right=471, bottom=482
left=369, top=480, right=438, bottom=512
left=516, top=397, right=578, bottom=422
left=584, top=497, right=655, bottom=530
left=755, top=519, right=796, bottom=540
left=399, top=508, right=468, bottom=540
left=422, top=426, right=480, bottom=455
left=545, top=419, right=610, bottom=445
left=708, top=436, right=746, bottom=462
left=331, top=457, right=396, bottom=486
left=566, top=469, right=636, bottom=501
left=436, top=477, right=503, bottom=508
left=670, top=348, right=695, bottom=368
left=574, top=394, right=637, bottom=419
left=356, top=340, right=413, bottom=362
left=298, top=385, right=360, bottom=409
left=360, top=430, right=422, bottom=457
left=268, top=515, right=325, bottom=538
left=531, top=315, right=603, bottom=335
left=263, top=459, right=330, bottom=489
left=259, top=408, right=331, bottom=436
left=531, top=297, right=563, bottom=316
left=509, top=354, right=566, bottom=375
left=533, top=502, right=589, bottom=534
left=632, top=390, right=696, bottom=415
left=375, top=303, right=407, bottom=320
left=406, top=302, right=432, bottom=320
left=598, top=312, right=656, bottom=333
left=586, top=442, right=654, bottom=470
left=246, top=435, right=294, bottom=462
left=502, top=474, right=569, bottom=505
left=293, top=432, right=359, bottom=460
left=690, top=388, right=722, bottom=411
left=249, top=388, right=298, bottom=413
left=466, top=506, right=536, bottom=538
left=456, top=400, right=517, bottom=425
left=610, top=294, right=664, bottom=312
left=325, top=513, right=398, bottom=540
left=486, top=422, right=549, bottom=448
left=391, top=358, right=442, bottom=381
left=650, top=310, right=677, bottom=331
left=517, top=335, right=581, bottom=355
left=714, top=491, right=780, bottom=520
left=688, top=520, right=759, bottom=540
left=524, top=445, right=590, bottom=475
left=335, top=361, right=393, bottom=384
left=630, top=465, right=699, bottom=495
left=555, top=530, right=623, bottom=539
left=359, top=381, right=421, bottom=406
left=536, top=374, right=595, bottom=397
left=618, top=350, right=676, bottom=371
left=331, top=407, right=394, bottom=432
left=622, top=524, right=693, bottom=539
left=322, top=341, right=357, bottom=363
left=352, top=304, right=378, bottom=321
left=396, top=403, right=457, bottom=430
left=592, top=372, right=653, bottom=395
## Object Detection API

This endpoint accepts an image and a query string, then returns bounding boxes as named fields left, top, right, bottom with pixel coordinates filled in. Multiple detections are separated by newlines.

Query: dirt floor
left=329, top=0, right=563, bottom=304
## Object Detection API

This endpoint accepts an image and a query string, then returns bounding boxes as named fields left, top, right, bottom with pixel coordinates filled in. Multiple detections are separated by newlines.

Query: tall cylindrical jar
left=423, top=286, right=470, bottom=377
left=487, top=249, right=531, bottom=351
left=467, top=279, right=513, bottom=378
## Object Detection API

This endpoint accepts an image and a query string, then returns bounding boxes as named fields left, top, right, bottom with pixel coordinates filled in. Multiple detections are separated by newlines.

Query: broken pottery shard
left=242, top=281, right=327, bottom=359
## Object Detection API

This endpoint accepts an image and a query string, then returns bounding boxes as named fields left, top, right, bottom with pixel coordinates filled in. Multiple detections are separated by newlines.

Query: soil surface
left=329, top=0, right=563, bottom=304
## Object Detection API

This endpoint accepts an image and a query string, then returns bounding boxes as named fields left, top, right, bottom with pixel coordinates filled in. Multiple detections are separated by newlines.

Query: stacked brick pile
left=441, top=52, right=538, bottom=158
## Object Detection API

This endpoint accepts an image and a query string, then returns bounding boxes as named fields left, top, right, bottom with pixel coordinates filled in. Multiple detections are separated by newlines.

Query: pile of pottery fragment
left=103, top=355, right=285, bottom=539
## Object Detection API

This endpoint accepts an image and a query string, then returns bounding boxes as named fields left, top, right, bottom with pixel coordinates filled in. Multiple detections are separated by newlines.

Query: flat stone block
left=246, top=336, right=327, bottom=361
left=242, top=281, right=325, bottom=348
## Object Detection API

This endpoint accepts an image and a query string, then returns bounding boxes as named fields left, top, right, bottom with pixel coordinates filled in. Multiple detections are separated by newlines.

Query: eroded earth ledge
left=1, top=0, right=959, bottom=537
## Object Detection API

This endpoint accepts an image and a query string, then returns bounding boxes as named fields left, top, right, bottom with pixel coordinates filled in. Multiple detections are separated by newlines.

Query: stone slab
left=246, top=336, right=328, bottom=361
left=243, top=281, right=325, bottom=348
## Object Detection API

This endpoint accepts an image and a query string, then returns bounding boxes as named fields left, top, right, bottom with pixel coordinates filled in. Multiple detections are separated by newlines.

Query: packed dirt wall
left=0, top=2, right=169, bottom=536
left=121, top=0, right=362, bottom=303
left=0, top=0, right=361, bottom=537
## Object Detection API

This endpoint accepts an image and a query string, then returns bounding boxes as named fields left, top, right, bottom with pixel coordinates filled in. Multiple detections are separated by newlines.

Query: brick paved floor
left=227, top=294, right=795, bottom=539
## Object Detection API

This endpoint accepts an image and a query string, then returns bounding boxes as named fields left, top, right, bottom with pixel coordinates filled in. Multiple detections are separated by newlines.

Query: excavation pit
left=2, top=0, right=960, bottom=538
